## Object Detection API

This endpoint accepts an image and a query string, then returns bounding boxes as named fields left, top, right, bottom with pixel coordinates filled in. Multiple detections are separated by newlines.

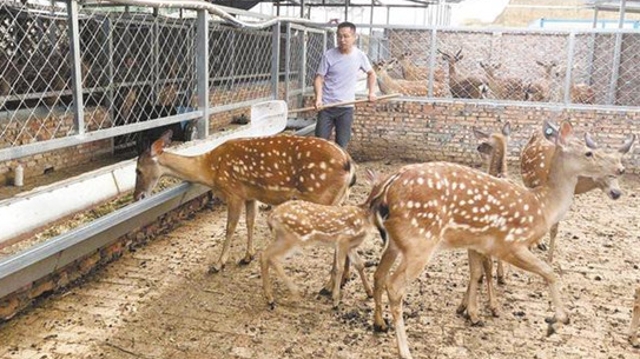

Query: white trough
left=0, top=100, right=289, bottom=247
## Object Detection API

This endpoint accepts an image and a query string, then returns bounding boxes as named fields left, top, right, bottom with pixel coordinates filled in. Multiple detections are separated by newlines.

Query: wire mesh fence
left=2, top=1, right=640, bottom=162
left=362, top=25, right=640, bottom=107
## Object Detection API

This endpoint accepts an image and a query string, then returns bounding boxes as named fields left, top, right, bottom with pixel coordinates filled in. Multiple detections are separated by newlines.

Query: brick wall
left=349, top=99, right=640, bottom=173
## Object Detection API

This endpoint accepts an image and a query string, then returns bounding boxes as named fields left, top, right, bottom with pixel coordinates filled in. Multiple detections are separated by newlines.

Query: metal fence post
left=196, top=9, right=209, bottom=139
left=66, top=0, right=85, bottom=135
left=608, top=30, right=623, bottom=105
left=428, top=28, right=438, bottom=97
left=301, top=29, right=307, bottom=101
left=563, top=32, right=576, bottom=105
left=153, top=21, right=159, bottom=104
left=271, top=21, right=281, bottom=100
left=285, top=22, right=291, bottom=104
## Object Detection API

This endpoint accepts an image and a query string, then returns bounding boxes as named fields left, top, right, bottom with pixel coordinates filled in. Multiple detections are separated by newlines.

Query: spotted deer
left=479, top=62, right=526, bottom=101
left=134, top=131, right=356, bottom=273
left=397, top=51, right=446, bottom=83
left=437, top=48, right=488, bottom=99
left=261, top=169, right=382, bottom=309
left=456, top=122, right=511, bottom=325
left=525, top=60, right=557, bottom=102
left=521, top=130, right=635, bottom=262
left=555, top=65, right=596, bottom=104
left=630, top=287, right=640, bottom=347
left=369, top=120, right=627, bottom=359
left=373, top=59, right=444, bottom=97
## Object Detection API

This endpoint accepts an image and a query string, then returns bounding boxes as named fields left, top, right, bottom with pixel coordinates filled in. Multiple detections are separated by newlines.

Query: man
left=314, top=21, right=377, bottom=149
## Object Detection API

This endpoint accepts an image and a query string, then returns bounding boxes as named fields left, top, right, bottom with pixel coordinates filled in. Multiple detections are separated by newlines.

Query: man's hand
left=368, top=93, right=377, bottom=103
left=314, top=98, right=323, bottom=110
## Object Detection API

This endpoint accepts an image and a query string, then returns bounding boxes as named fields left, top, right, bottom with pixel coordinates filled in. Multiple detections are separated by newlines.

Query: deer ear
left=557, top=121, right=573, bottom=145
left=364, top=168, right=378, bottom=185
left=619, top=134, right=636, bottom=154
left=502, top=122, right=511, bottom=136
left=472, top=127, right=489, bottom=140
left=584, top=133, right=598, bottom=149
left=150, top=130, right=173, bottom=157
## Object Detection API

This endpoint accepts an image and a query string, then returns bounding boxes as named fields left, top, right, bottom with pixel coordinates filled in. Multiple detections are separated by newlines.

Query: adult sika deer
left=134, top=131, right=356, bottom=273
left=520, top=130, right=635, bottom=262
left=369, top=121, right=626, bottom=359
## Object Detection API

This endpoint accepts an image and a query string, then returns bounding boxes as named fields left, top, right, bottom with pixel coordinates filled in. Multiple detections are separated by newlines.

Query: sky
left=450, top=0, right=511, bottom=26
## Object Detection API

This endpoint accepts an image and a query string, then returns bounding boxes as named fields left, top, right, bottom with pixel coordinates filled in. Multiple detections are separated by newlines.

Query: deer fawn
left=369, top=120, right=627, bottom=359
left=261, top=169, right=383, bottom=309
left=456, top=122, right=511, bottom=325
left=134, top=131, right=356, bottom=273
left=521, top=130, right=635, bottom=262
left=438, top=48, right=488, bottom=99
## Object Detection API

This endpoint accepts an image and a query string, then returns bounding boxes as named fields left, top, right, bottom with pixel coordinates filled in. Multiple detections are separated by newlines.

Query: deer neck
left=157, top=151, right=213, bottom=187
left=447, top=62, right=457, bottom=78
left=487, top=141, right=507, bottom=178
left=534, top=149, right=579, bottom=227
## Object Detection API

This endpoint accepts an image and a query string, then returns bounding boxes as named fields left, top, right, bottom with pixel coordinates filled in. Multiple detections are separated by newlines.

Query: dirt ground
left=1, top=159, right=640, bottom=359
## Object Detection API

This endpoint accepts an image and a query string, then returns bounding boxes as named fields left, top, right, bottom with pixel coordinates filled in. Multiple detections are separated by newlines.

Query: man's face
left=337, top=27, right=356, bottom=53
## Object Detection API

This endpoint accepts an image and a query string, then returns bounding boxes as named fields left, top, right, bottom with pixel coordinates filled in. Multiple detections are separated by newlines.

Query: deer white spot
left=319, top=162, right=327, bottom=169
left=299, top=176, right=305, bottom=183
left=417, top=177, right=424, bottom=185
left=407, top=201, right=414, bottom=209
left=411, top=218, right=418, bottom=227
left=459, top=182, right=466, bottom=190
left=523, top=204, right=529, bottom=211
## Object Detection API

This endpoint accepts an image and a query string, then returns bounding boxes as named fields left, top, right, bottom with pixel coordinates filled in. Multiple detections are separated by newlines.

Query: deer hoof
left=373, top=319, right=390, bottom=333
left=537, top=243, right=548, bottom=251
left=318, top=287, right=332, bottom=297
left=470, top=319, right=485, bottom=327
left=490, top=308, right=500, bottom=318
left=208, top=264, right=224, bottom=274
left=268, top=301, right=276, bottom=311
left=456, top=304, right=468, bottom=315
left=497, top=277, right=507, bottom=286
left=629, top=337, right=640, bottom=348
left=238, top=256, right=254, bottom=266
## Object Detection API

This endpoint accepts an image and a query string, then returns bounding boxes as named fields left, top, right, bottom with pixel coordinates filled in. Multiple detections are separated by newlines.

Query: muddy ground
left=1, top=159, right=640, bottom=359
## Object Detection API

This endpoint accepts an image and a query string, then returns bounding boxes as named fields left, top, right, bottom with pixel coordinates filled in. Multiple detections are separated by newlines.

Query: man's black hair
left=337, top=21, right=356, bottom=32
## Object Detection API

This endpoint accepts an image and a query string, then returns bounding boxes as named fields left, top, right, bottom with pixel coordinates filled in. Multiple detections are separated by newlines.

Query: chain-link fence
left=2, top=1, right=640, bottom=163
left=361, top=25, right=640, bottom=107
left=0, top=1, right=331, bottom=161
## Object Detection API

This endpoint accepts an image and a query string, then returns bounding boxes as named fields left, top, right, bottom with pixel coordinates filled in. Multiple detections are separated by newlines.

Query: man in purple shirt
left=314, top=21, right=377, bottom=149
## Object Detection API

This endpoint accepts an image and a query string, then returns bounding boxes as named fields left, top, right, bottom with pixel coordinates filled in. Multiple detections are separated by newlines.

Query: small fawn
left=261, top=169, right=382, bottom=309
left=134, top=131, right=356, bottom=273
left=369, top=120, right=627, bottom=359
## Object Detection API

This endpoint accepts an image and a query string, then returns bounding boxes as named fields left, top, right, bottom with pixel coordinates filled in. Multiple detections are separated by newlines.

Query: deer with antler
left=261, top=169, right=385, bottom=309
left=525, top=60, right=558, bottom=102
left=368, top=120, right=627, bottom=359
left=456, top=125, right=635, bottom=327
left=397, top=51, right=446, bottom=83
left=521, top=130, right=635, bottom=262
left=134, top=131, right=356, bottom=273
left=438, top=48, right=488, bottom=99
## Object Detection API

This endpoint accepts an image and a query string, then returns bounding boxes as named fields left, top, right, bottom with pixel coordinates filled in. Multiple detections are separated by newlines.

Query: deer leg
left=209, top=198, right=243, bottom=273
left=239, top=200, right=258, bottom=265
left=630, top=287, right=640, bottom=347
left=483, top=255, right=500, bottom=318
left=348, top=247, right=373, bottom=298
left=260, top=231, right=295, bottom=308
left=547, top=223, right=559, bottom=263
left=331, top=242, right=349, bottom=309
left=457, top=250, right=486, bottom=326
left=500, top=245, right=569, bottom=334
left=496, top=259, right=507, bottom=285
left=373, top=245, right=399, bottom=333
left=386, top=249, right=434, bottom=359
